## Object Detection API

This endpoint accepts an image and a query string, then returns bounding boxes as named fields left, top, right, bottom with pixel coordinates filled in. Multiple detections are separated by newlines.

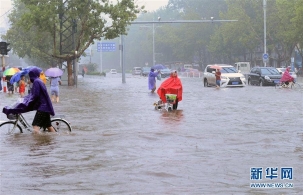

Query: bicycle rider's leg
left=32, top=125, right=41, bottom=134
left=32, top=111, right=56, bottom=133
left=47, top=126, right=56, bottom=132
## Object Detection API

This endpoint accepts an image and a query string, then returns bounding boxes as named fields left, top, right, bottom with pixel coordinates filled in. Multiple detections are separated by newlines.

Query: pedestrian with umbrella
left=45, top=67, right=63, bottom=103
left=209, top=65, right=222, bottom=89
left=3, top=67, right=20, bottom=94
left=10, top=70, right=29, bottom=95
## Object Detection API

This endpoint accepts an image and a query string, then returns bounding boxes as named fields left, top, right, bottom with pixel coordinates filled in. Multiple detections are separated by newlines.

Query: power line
left=0, top=8, right=12, bottom=18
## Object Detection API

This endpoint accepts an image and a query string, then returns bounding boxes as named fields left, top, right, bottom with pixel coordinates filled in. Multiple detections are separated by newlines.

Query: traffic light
left=0, top=42, right=5, bottom=55
left=0, top=41, right=11, bottom=55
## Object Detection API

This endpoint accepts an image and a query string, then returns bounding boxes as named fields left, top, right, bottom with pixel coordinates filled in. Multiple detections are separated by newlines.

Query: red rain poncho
left=157, top=71, right=183, bottom=103
left=280, top=67, right=294, bottom=83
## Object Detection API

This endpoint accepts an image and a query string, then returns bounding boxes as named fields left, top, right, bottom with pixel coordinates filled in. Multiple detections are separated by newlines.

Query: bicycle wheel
left=51, top=118, right=72, bottom=133
left=0, top=121, right=23, bottom=135
left=275, top=83, right=282, bottom=89
left=291, top=83, right=302, bottom=89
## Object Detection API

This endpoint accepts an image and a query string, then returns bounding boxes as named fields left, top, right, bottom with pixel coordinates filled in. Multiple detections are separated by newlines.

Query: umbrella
left=152, top=64, right=166, bottom=70
left=44, top=67, right=63, bottom=77
left=3, top=67, right=20, bottom=76
left=23, top=66, right=43, bottom=73
left=10, top=70, right=29, bottom=84
left=209, top=65, right=222, bottom=70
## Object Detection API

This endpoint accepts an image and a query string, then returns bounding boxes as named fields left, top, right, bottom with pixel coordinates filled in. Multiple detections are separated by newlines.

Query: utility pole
left=263, top=0, right=267, bottom=66
left=152, top=21, right=155, bottom=66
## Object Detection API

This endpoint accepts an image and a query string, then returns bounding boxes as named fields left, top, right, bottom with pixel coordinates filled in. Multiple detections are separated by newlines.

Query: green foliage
left=86, top=63, right=97, bottom=73
left=3, top=0, right=143, bottom=85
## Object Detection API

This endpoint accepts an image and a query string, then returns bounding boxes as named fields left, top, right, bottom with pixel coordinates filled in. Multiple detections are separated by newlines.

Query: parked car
left=132, top=67, right=141, bottom=75
left=109, top=69, right=117, bottom=74
left=247, top=67, right=281, bottom=86
left=141, top=67, right=151, bottom=77
left=160, top=68, right=171, bottom=78
left=203, top=64, right=246, bottom=87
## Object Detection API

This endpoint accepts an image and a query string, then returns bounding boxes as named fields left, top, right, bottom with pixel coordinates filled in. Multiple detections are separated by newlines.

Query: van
left=132, top=67, right=141, bottom=75
left=234, top=62, right=250, bottom=74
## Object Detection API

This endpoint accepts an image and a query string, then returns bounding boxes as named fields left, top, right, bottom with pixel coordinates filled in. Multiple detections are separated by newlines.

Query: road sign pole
left=100, top=49, right=103, bottom=73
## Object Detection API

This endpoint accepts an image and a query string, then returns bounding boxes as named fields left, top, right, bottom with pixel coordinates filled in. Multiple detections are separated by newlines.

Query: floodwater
left=0, top=74, right=302, bottom=195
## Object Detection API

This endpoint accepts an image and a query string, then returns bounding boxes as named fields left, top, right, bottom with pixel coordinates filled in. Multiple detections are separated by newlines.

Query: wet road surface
left=0, top=74, right=302, bottom=194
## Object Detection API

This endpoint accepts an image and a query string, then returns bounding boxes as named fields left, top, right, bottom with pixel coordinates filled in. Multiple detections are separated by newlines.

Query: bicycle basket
left=165, top=94, right=177, bottom=101
left=7, top=114, right=17, bottom=120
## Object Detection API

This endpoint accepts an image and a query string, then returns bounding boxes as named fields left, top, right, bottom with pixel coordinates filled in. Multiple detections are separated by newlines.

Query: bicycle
left=275, top=81, right=302, bottom=89
left=0, top=113, right=72, bottom=135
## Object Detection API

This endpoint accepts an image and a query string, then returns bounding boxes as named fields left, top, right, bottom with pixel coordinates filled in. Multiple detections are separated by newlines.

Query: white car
left=276, top=68, right=286, bottom=74
left=276, top=68, right=297, bottom=79
left=109, top=69, right=117, bottom=74
left=203, top=64, right=246, bottom=87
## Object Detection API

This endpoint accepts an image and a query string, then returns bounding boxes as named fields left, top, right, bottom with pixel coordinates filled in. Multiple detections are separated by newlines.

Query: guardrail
left=179, top=72, right=202, bottom=78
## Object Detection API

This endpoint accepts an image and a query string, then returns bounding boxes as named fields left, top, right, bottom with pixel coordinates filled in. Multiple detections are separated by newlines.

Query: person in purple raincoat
left=148, top=68, right=160, bottom=93
left=3, top=68, right=56, bottom=134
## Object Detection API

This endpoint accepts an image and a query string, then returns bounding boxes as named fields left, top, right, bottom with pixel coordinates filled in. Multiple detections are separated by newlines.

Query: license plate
left=274, top=80, right=279, bottom=83
left=232, top=82, right=238, bottom=85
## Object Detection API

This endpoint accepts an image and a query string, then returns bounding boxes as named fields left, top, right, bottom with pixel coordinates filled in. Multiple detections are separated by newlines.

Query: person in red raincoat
left=280, top=67, right=294, bottom=85
left=157, top=70, right=183, bottom=110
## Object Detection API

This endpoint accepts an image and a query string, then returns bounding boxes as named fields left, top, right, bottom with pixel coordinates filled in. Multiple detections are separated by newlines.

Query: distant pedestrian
left=27, top=78, right=33, bottom=94
left=148, top=68, right=160, bottom=93
left=5, top=76, right=14, bottom=94
left=215, top=69, right=221, bottom=89
left=40, top=71, right=47, bottom=85
left=82, top=67, right=85, bottom=77
left=18, top=75, right=27, bottom=97
left=50, top=76, right=62, bottom=102
left=14, top=82, right=19, bottom=93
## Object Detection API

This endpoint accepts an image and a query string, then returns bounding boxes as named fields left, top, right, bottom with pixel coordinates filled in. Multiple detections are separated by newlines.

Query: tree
left=3, top=0, right=143, bottom=85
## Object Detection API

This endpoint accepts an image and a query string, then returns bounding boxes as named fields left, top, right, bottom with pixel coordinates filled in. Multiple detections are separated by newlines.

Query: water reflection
left=30, top=134, right=55, bottom=152
left=161, top=109, right=184, bottom=121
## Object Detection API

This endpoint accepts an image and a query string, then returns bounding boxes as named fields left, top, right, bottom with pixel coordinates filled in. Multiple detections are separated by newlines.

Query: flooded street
left=0, top=74, right=302, bottom=195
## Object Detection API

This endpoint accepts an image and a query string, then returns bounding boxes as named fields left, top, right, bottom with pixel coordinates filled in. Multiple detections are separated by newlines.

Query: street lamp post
left=153, top=22, right=155, bottom=66
left=263, top=0, right=267, bottom=66
left=140, top=16, right=161, bottom=66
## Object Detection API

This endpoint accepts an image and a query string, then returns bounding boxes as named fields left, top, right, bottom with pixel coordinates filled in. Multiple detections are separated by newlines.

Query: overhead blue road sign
left=97, top=42, right=116, bottom=52
left=97, top=42, right=101, bottom=52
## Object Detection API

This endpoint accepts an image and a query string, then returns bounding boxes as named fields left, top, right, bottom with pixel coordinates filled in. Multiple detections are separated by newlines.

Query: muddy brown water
left=0, top=74, right=302, bottom=194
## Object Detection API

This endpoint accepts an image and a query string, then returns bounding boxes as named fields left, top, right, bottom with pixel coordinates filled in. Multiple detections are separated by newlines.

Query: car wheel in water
left=204, top=79, right=209, bottom=87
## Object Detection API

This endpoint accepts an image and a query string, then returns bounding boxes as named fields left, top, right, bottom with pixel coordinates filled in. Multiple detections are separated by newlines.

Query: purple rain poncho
left=148, top=70, right=159, bottom=90
left=3, top=68, right=55, bottom=116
